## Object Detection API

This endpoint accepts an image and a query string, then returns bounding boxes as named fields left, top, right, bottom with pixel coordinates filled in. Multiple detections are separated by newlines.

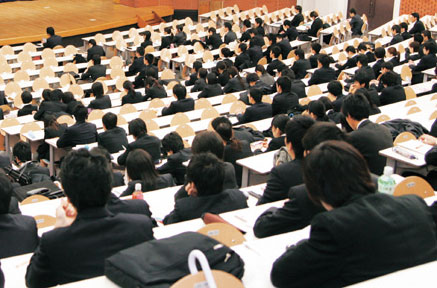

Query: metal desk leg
left=4, top=134, right=10, bottom=159
left=241, top=167, right=249, bottom=188
left=49, top=145, right=54, bottom=177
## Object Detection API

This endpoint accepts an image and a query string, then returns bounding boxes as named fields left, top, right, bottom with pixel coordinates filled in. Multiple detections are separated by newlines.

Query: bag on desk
left=3, top=166, right=31, bottom=186
left=104, top=231, right=245, bottom=288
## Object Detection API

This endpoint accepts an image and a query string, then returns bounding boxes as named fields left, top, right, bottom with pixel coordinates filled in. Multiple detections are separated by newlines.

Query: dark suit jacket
left=234, top=52, right=251, bottom=70
left=173, top=32, right=187, bottom=46
left=390, top=34, right=404, bottom=45
left=161, top=98, right=195, bottom=116
left=256, top=26, right=265, bottom=36
left=411, top=53, right=437, bottom=84
left=34, top=101, right=67, bottom=120
left=285, top=27, right=298, bottom=41
left=198, top=84, right=223, bottom=98
left=267, top=59, right=286, bottom=76
left=57, top=122, right=98, bottom=148
left=409, top=20, right=425, bottom=34
left=277, top=39, right=292, bottom=60
left=257, top=158, right=303, bottom=205
left=107, top=193, right=152, bottom=218
left=223, top=77, right=247, bottom=93
left=0, top=213, right=39, bottom=259
left=354, top=65, right=376, bottom=82
left=366, top=51, right=376, bottom=63
left=272, top=91, right=299, bottom=116
left=163, top=189, right=248, bottom=224
left=87, top=45, right=105, bottom=62
left=127, top=56, right=145, bottom=77
left=372, top=59, right=384, bottom=78
left=0, top=262, right=3, bottom=288
left=290, top=13, right=304, bottom=27
left=335, top=55, right=357, bottom=71
left=160, top=35, right=172, bottom=50
left=348, top=120, right=393, bottom=175
left=224, top=140, right=253, bottom=186
left=43, top=35, right=62, bottom=48
left=117, top=134, right=161, bottom=165
left=17, top=104, right=38, bottom=117
left=97, top=127, right=128, bottom=153
left=158, top=148, right=192, bottom=185
left=248, top=46, right=263, bottom=67
left=66, top=100, right=80, bottom=115
left=308, top=67, right=336, bottom=85
left=206, top=33, right=223, bottom=49
left=218, top=71, right=230, bottom=87
left=185, top=72, right=197, bottom=86
left=81, top=64, right=106, bottom=82
left=237, top=102, right=272, bottom=124
left=25, top=207, right=154, bottom=287
left=308, top=54, right=319, bottom=69
left=120, top=174, right=175, bottom=197
left=224, top=31, right=237, bottom=44
left=191, top=78, right=207, bottom=92
left=291, top=59, right=311, bottom=79
left=121, top=91, right=144, bottom=105
left=144, top=86, right=167, bottom=101
left=401, top=31, right=411, bottom=40
left=270, top=193, right=437, bottom=288
left=266, top=136, right=285, bottom=152
left=350, top=14, right=363, bottom=35
left=254, top=184, right=325, bottom=238
left=308, top=18, right=323, bottom=37
left=88, top=95, right=111, bottom=110
left=380, top=85, right=406, bottom=105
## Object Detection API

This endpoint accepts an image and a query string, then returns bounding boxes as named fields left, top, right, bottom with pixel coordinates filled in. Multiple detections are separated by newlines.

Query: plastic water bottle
left=378, top=166, right=396, bottom=195
left=132, top=183, right=144, bottom=200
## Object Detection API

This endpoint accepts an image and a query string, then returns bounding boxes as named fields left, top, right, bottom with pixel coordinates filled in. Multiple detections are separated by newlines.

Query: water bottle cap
left=383, top=166, right=393, bottom=176
left=135, top=183, right=142, bottom=191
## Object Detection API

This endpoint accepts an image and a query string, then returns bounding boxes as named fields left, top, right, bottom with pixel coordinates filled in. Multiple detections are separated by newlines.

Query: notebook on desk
left=398, top=140, right=433, bottom=155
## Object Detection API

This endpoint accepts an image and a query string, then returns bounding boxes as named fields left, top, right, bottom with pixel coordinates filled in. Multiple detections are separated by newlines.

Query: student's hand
left=419, top=134, right=437, bottom=146
left=54, top=199, right=77, bottom=228
left=369, top=79, right=379, bottom=86
left=408, top=60, right=414, bottom=65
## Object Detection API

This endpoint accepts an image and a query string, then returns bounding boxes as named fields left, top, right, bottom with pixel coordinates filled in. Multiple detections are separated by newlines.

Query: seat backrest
left=88, top=109, right=105, bottom=121
left=119, top=103, right=137, bottom=114
left=229, top=101, right=246, bottom=114
left=221, top=94, right=237, bottom=104
left=57, top=115, right=75, bottom=125
left=393, top=176, right=435, bottom=199
left=171, top=112, right=190, bottom=126
left=200, top=108, right=219, bottom=120
left=161, top=69, right=175, bottom=80
left=4, top=81, right=21, bottom=98
left=195, top=98, right=212, bottom=110
left=197, top=223, right=245, bottom=247
left=68, top=84, right=84, bottom=98
left=21, top=195, right=50, bottom=205
left=307, top=85, right=323, bottom=97
left=64, top=62, right=79, bottom=74
left=148, top=98, right=165, bottom=108
left=175, top=123, right=195, bottom=138
left=166, top=80, right=179, bottom=90
left=393, top=132, right=416, bottom=146
left=401, top=65, right=412, bottom=82
left=139, top=109, right=157, bottom=121
left=375, top=114, right=390, bottom=123
left=407, top=106, right=421, bottom=115
left=32, top=78, right=50, bottom=92
left=117, top=115, right=128, bottom=125
left=40, top=66, right=55, bottom=79
left=33, top=214, right=56, bottom=229
left=110, top=56, right=123, bottom=69
left=145, top=119, right=160, bottom=131
left=14, top=70, right=30, bottom=83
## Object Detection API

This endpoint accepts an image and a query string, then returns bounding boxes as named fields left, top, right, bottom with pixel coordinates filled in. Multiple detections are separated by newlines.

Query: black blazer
left=17, top=104, right=38, bottom=117
left=401, top=31, right=411, bottom=40
left=291, top=59, right=311, bottom=79
left=141, top=40, right=153, bottom=49
left=198, top=84, right=223, bottom=98
left=0, top=262, right=3, bottom=288
left=127, top=56, right=145, bottom=76
left=257, top=158, right=303, bottom=205
left=218, top=71, right=230, bottom=87
left=157, top=148, right=192, bottom=185
left=277, top=39, right=292, bottom=60
left=172, top=32, right=187, bottom=46
left=161, top=98, right=195, bottom=116
left=411, top=53, right=437, bottom=84
left=308, top=67, right=336, bottom=85
left=308, top=18, right=323, bottom=37
left=25, top=208, right=154, bottom=287
left=34, top=101, right=67, bottom=120
left=290, top=13, right=304, bottom=27
left=163, top=189, right=248, bottom=224
left=372, top=59, right=384, bottom=78
left=66, top=100, right=80, bottom=115
left=254, top=184, right=325, bottom=238
left=237, top=102, right=272, bottom=124
left=86, top=45, right=105, bottom=62
left=185, top=72, right=197, bottom=86
left=107, top=193, right=152, bottom=218
left=223, top=77, right=247, bottom=93
left=224, top=31, right=237, bottom=44
left=272, top=91, right=299, bottom=116
left=43, top=35, right=62, bottom=48
left=190, top=78, right=207, bottom=92
left=270, top=193, right=437, bottom=288
left=291, top=80, right=307, bottom=99
left=240, top=30, right=251, bottom=42
left=117, top=133, right=161, bottom=165
left=248, top=45, right=263, bottom=67
left=121, top=91, right=144, bottom=105
left=224, top=140, right=253, bottom=187
left=120, top=174, right=175, bottom=197
left=350, top=15, right=363, bottom=35
left=206, top=33, right=223, bottom=49
left=97, top=127, right=128, bottom=153
left=0, top=213, right=39, bottom=259
left=256, top=26, right=265, bottom=36
left=348, top=120, right=393, bottom=175
left=234, top=52, right=251, bottom=70
left=81, top=64, right=106, bottom=82
left=267, top=59, right=286, bottom=76
left=285, top=27, right=298, bottom=41
left=390, top=34, right=404, bottom=45
left=57, top=122, right=98, bottom=148
left=308, top=54, right=319, bottom=68
left=409, top=20, right=425, bottom=34
left=335, top=55, right=357, bottom=71
left=88, top=95, right=111, bottom=110
left=266, top=136, right=285, bottom=152
left=144, top=86, right=167, bottom=101
left=380, top=85, right=406, bottom=105
left=160, top=35, right=172, bottom=50
left=44, top=124, right=67, bottom=139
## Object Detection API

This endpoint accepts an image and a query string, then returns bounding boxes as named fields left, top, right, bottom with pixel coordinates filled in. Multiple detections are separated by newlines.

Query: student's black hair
left=89, top=39, right=97, bottom=46
left=311, top=42, right=322, bottom=54
left=162, top=132, right=184, bottom=154
left=310, top=11, right=318, bottom=18
left=318, top=54, right=331, bottom=68
left=284, top=115, right=315, bottom=159
left=374, top=47, right=386, bottom=59
left=255, top=64, right=267, bottom=75
left=13, top=141, right=31, bottom=162
left=276, top=76, right=291, bottom=92
left=411, top=12, right=420, bottom=21
left=173, top=84, right=187, bottom=100
left=102, top=112, right=117, bottom=130
left=128, top=118, right=147, bottom=138
left=381, top=61, right=394, bottom=71
left=354, top=70, right=370, bottom=87
left=186, top=152, right=224, bottom=196
left=308, top=100, right=329, bottom=122
left=46, top=27, right=55, bottom=36
left=123, top=80, right=135, bottom=94
left=349, top=8, right=357, bottom=14
left=42, top=89, right=51, bottom=101
left=60, top=148, right=112, bottom=211
left=50, top=89, right=63, bottom=102
left=249, top=87, right=263, bottom=103
left=61, top=91, right=74, bottom=104
left=294, top=48, right=305, bottom=59
left=211, top=116, right=242, bottom=152
left=198, top=68, right=208, bottom=79
left=73, top=104, right=88, bottom=122
left=21, top=91, right=32, bottom=104
left=208, top=27, right=217, bottom=34
left=136, top=46, right=145, bottom=57
left=271, top=46, right=282, bottom=58
left=243, top=19, right=251, bottom=28
left=357, top=42, right=367, bottom=52
left=92, top=54, right=101, bottom=65
left=413, top=33, right=423, bottom=44
left=126, top=149, right=158, bottom=189
left=409, top=41, right=420, bottom=52
left=318, top=96, right=334, bottom=110
left=224, top=22, right=232, bottom=30
left=246, top=73, right=259, bottom=84
left=380, top=71, right=399, bottom=87
left=400, top=22, right=408, bottom=31
left=267, top=33, right=277, bottom=44
left=295, top=5, right=302, bottom=13
left=91, top=81, right=104, bottom=98
left=327, top=80, right=343, bottom=96
left=424, top=42, right=437, bottom=54
left=356, top=54, right=368, bottom=66
left=216, top=61, right=227, bottom=72
left=164, top=27, right=172, bottom=34
left=145, top=76, right=162, bottom=89
left=341, top=93, right=370, bottom=121
left=193, top=60, right=203, bottom=72
left=279, top=68, right=296, bottom=80
left=144, top=53, right=154, bottom=65
left=421, top=30, right=431, bottom=39
left=255, top=17, right=263, bottom=25
left=228, top=66, right=246, bottom=88
left=303, top=140, right=375, bottom=208
left=0, top=173, right=13, bottom=214
left=345, top=45, right=356, bottom=54
left=239, top=43, right=248, bottom=52
left=221, top=47, right=234, bottom=58
left=206, top=72, right=218, bottom=85
left=191, top=131, right=224, bottom=159
left=271, top=114, right=290, bottom=133
left=302, top=122, right=346, bottom=151
left=391, top=25, right=401, bottom=34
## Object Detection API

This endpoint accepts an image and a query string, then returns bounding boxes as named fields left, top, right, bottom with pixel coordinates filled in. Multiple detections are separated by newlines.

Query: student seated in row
left=237, top=87, right=272, bottom=124
left=81, top=54, right=106, bottom=82
left=163, top=152, right=248, bottom=225
left=121, top=80, right=143, bottom=105
left=265, top=114, right=289, bottom=152
left=144, top=76, right=167, bottom=101
left=161, top=84, right=194, bottom=116
left=88, top=81, right=111, bottom=110
left=17, top=91, right=38, bottom=117
left=97, top=112, right=128, bottom=154
left=198, top=73, right=224, bottom=98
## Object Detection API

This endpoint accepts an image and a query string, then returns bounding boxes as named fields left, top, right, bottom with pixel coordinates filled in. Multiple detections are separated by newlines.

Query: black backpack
left=105, top=232, right=245, bottom=288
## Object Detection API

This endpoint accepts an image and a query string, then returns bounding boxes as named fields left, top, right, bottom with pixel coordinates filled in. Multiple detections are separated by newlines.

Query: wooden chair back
left=175, top=124, right=195, bottom=138
left=145, top=119, right=160, bottom=131
left=148, top=98, right=165, bottom=108
left=20, top=122, right=42, bottom=142
left=161, top=69, right=175, bottom=80
left=404, top=86, right=416, bottom=99
left=14, top=70, right=30, bottom=83
left=139, top=109, right=157, bottom=121
left=40, top=66, right=55, bottom=79
left=5, top=81, right=21, bottom=98
left=307, top=85, right=323, bottom=97
left=166, top=80, right=179, bottom=90
left=88, top=109, right=105, bottom=121
left=393, top=132, right=416, bottom=146
left=21, top=195, right=50, bottom=205
left=221, top=94, right=237, bottom=104
left=407, top=106, right=421, bottom=115
left=201, top=108, right=219, bottom=120
left=393, top=176, right=435, bottom=199
left=197, top=223, right=245, bottom=247
left=261, top=95, right=272, bottom=104
left=257, top=57, right=267, bottom=65
left=110, top=56, right=123, bottom=69
left=400, top=65, right=412, bottom=82
left=68, top=84, right=84, bottom=98
left=195, top=98, right=212, bottom=110
left=21, top=60, right=35, bottom=71
left=119, top=103, right=137, bottom=114
left=64, top=63, right=79, bottom=74
left=375, top=114, right=390, bottom=123
left=33, top=215, right=56, bottom=229
left=23, top=42, right=37, bottom=54
left=32, top=78, right=49, bottom=92
left=171, top=113, right=190, bottom=126
left=117, top=115, right=127, bottom=126
left=229, top=101, right=246, bottom=114
left=57, top=115, right=75, bottom=125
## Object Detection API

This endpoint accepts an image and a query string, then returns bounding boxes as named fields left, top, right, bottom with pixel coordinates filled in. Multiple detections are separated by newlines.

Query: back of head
left=145, top=53, right=154, bottom=65
left=73, top=104, right=88, bottom=122
left=92, top=54, right=101, bottom=65
left=216, top=61, right=227, bottom=72
left=126, top=149, right=157, bottom=186
left=224, top=22, right=232, bottom=31
left=136, top=46, right=145, bottom=57
left=46, top=26, right=55, bottom=36
left=342, top=93, right=370, bottom=121
left=311, top=43, right=321, bottom=54
left=354, top=70, right=370, bottom=87
left=271, top=114, right=290, bottom=133
left=349, top=8, right=357, bottom=15
left=186, top=152, right=224, bottom=196
left=255, top=17, right=263, bottom=25
left=295, top=49, right=305, bottom=60
left=400, top=22, right=408, bottom=31
left=277, top=76, right=291, bottom=92
left=102, top=112, right=117, bottom=130
left=345, top=45, right=356, bottom=54
left=211, top=116, right=233, bottom=142
left=0, top=172, right=13, bottom=214
left=255, top=64, right=266, bottom=75
left=381, top=61, right=394, bottom=71
left=422, top=30, right=431, bottom=39
left=310, top=11, right=318, bottom=18
left=374, top=47, right=386, bottom=59
left=357, top=43, right=367, bottom=52
left=198, top=68, right=208, bottom=79
left=13, top=141, right=31, bottom=163
left=279, top=67, right=295, bottom=80
left=208, top=27, right=216, bottom=34
left=42, top=89, right=51, bottom=101
left=308, top=100, right=327, bottom=121
left=246, top=73, right=259, bottom=84
left=21, top=91, right=32, bottom=104
left=392, top=25, right=401, bottom=34
left=89, top=39, right=97, bottom=46
left=380, top=71, right=399, bottom=87
left=249, top=87, right=263, bottom=103
left=91, top=81, right=104, bottom=97
left=162, top=132, right=184, bottom=154
left=318, top=54, right=331, bottom=68
left=271, top=46, right=282, bottom=58
left=327, top=80, right=343, bottom=96
left=243, top=19, right=251, bottom=28
left=318, top=96, right=334, bottom=110
left=239, top=43, right=247, bottom=52
left=356, top=54, right=368, bottom=66
left=207, top=72, right=218, bottom=85
left=387, top=47, right=399, bottom=57
left=285, top=115, right=316, bottom=159
left=50, top=89, right=63, bottom=102
left=295, top=5, right=302, bottom=13
left=128, top=118, right=147, bottom=138
left=424, top=42, right=437, bottom=54
left=303, top=140, right=374, bottom=208
left=302, top=122, right=346, bottom=151
left=61, top=149, right=112, bottom=211
left=61, top=91, right=74, bottom=104
left=193, top=61, right=202, bottom=72
left=267, top=33, right=277, bottom=44
left=409, top=41, right=420, bottom=52
left=191, top=131, right=224, bottom=159
left=173, top=84, right=187, bottom=100
left=411, top=12, right=420, bottom=21
left=123, top=80, right=135, bottom=93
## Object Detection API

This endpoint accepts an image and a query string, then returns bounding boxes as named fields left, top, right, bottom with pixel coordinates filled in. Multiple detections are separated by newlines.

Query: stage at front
left=0, top=0, right=173, bottom=46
